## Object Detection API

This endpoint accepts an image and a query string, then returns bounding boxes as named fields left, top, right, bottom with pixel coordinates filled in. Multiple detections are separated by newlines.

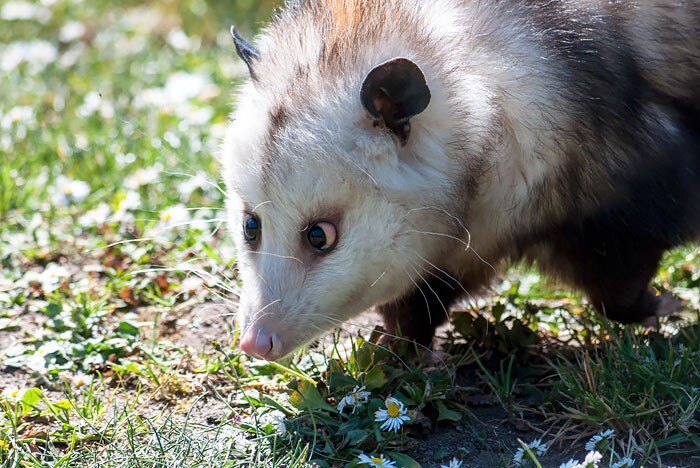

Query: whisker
left=246, top=250, right=304, bottom=265
left=321, top=315, right=447, bottom=373
left=191, top=303, right=240, bottom=327
left=162, top=170, right=227, bottom=197
left=252, top=200, right=273, bottom=212
left=241, top=299, right=282, bottom=336
left=206, top=219, right=225, bottom=240
left=401, top=265, right=430, bottom=320
left=408, top=249, right=475, bottom=300
left=370, top=271, right=386, bottom=288
left=408, top=262, right=448, bottom=323
left=401, top=229, right=470, bottom=249
left=85, top=237, right=153, bottom=253
left=469, top=248, right=497, bottom=274
left=350, top=161, right=379, bottom=188
left=401, top=206, right=472, bottom=249
left=130, top=265, right=238, bottom=294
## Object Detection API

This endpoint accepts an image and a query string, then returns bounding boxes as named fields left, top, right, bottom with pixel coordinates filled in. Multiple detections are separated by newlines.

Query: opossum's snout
left=239, top=321, right=283, bottom=360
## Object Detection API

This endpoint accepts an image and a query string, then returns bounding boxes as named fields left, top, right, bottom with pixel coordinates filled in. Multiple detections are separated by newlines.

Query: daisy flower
left=1, top=387, right=25, bottom=402
left=559, top=460, right=579, bottom=468
left=513, top=438, right=548, bottom=466
left=441, top=457, right=463, bottom=468
left=158, top=204, right=190, bottom=228
left=612, top=457, right=636, bottom=468
left=374, top=396, right=410, bottom=432
left=580, top=450, right=602, bottom=468
left=259, top=410, right=287, bottom=435
left=585, top=429, right=615, bottom=452
left=358, top=453, right=396, bottom=468
left=54, top=175, right=90, bottom=205
left=337, top=385, right=371, bottom=413
left=124, top=166, right=160, bottom=189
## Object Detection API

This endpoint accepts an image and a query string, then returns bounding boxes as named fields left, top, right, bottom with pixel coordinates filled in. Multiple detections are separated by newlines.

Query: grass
left=1, top=1, right=699, bottom=467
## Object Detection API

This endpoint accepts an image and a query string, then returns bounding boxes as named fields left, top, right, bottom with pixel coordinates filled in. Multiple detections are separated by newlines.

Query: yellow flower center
left=371, top=457, right=383, bottom=464
left=387, top=401, right=400, bottom=418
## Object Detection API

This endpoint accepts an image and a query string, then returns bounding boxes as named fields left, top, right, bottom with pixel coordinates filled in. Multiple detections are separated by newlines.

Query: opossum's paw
left=641, top=293, right=683, bottom=326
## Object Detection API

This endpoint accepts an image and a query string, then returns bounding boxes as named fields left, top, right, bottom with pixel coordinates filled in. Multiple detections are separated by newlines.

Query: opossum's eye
left=243, top=214, right=260, bottom=243
left=307, top=222, right=337, bottom=252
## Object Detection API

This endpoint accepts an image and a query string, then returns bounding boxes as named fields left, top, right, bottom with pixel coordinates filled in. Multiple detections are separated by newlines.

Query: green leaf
left=386, top=452, right=421, bottom=468
left=117, top=320, right=140, bottom=336
left=260, top=395, right=294, bottom=415
left=20, top=388, right=42, bottom=415
left=45, top=303, right=61, bottom=317
left=289, top=381, right=335, bottom=412
left=53, top=399, right=73, bottom=410
left=364, top=366, right=387, bottom=390
left=354, top=341, right=373, bottom=370
left=435, top=400, right=462, bottom=422
left=344, top=429, right=370, bottom=446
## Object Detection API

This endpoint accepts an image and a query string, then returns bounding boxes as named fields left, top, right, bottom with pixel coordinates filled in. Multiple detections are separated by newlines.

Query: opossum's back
left=623, top=0, right=700, bottom=105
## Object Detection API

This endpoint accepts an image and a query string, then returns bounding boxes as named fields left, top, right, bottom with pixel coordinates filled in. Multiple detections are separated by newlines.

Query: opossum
left=221, top=0, right=700, bottom=360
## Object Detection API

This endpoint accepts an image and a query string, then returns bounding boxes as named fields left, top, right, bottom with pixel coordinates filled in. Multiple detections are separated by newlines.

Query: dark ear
left=230, top=26, right=260, bottom=79
left=360, top=58, right=431, bottom=145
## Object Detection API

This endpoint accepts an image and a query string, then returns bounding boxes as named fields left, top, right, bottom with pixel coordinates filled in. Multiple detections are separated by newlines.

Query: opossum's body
left=222, top=0, right=700, bottom=360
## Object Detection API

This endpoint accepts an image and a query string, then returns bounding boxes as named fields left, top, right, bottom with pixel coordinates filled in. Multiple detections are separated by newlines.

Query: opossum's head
left=221, top=27, right=465, bottom=361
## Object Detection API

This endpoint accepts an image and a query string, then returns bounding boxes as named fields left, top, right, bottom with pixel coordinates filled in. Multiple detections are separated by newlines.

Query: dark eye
left=307, top=222, right=337, bottom=252
left=243, top=213, right=260, bottom=243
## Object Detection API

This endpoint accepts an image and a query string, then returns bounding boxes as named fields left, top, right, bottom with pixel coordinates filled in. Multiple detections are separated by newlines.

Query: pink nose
left=240, top=325, right=280, bottom=359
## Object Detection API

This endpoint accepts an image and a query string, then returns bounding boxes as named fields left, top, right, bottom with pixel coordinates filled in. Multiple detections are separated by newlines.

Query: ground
left=1, top=1, right=699, bottom=467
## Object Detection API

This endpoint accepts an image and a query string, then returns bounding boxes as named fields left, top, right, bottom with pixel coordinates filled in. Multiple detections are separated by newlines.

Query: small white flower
left=124, top=166, right=161, bottom=189
left=71, top=372, right=93, bottom=389
left=513, top=438, right=548, bottom=466
left=259, top=410, right=286, bottom=435
left=513, top=447, right=526, bottom=466
left=1, top=106, right=34, bottom=129
left=24, top=353, right=47, bottom=372
left=374, top=396, right=410, bottom=432
left=77, top=91, right=102, bottom=117
left=441, top=457, right=463, bottom=468
left=580, top=450, right=602, bottom=468
left=585, top=429, right=615, bottom=452
left=176, top=171, right=210, bottom=200
left=167, top=29, right=195, bottom=51
left=357, top=453, right=396, bottom=468
left=0, top=40, right=57, bottom=73
left=59, top=21, right=86, bottom=42
left=158, top=204, right=190, bottom=228
left=559, top=460, right=579, bottom=468
left=113, top=191, right=141, bottom=223
left=1, top=387, right=25, bottom=402
left=179, top=276, right=204, bottom=293
left=1, top=1, right=51, bottom=22
left=612, top=457, right=635, bottom=468
left=21, top=263, right=70, bottom=293
left=337, top=385, right=371, bottom=413
left=54, top=175, right=90, bottom=205
left=78, top=202, right=110, bottom=226
left=529, top=438, right=547, bottom=456
left=216, top=425, right=250, bottom=452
